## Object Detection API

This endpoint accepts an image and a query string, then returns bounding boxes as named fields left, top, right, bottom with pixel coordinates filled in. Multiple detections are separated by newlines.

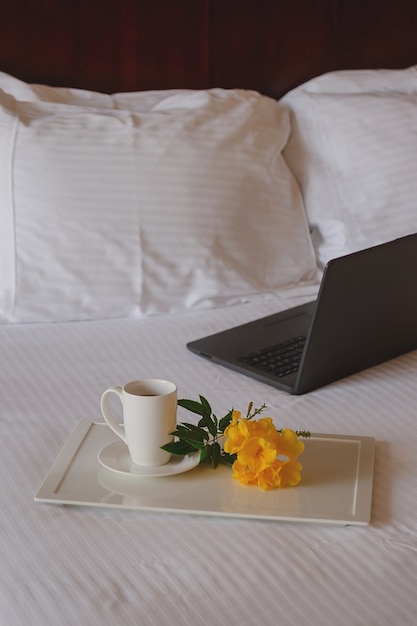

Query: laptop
left=187, top=233, right=417, bottom=394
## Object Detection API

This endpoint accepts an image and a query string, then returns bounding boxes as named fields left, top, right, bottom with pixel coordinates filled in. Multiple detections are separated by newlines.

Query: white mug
left=100, top=379, right=177, bottom=467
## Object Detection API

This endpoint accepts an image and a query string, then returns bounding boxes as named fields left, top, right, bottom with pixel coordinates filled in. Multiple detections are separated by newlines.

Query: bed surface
left=3, top=292, right=417, bottom=624
left=2, top=2, right=417, bottom=625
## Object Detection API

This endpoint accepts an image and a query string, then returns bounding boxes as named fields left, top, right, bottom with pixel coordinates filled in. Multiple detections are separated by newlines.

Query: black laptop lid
left=294, top=233, right=417, bottom=393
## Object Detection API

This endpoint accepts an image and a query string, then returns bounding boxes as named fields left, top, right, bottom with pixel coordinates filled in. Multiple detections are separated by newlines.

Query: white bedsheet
left=1, top=287, right=417, bottom=626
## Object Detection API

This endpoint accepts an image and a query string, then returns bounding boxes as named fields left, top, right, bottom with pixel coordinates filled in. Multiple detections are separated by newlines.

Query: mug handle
left=100, top=386, right=127, bottom=444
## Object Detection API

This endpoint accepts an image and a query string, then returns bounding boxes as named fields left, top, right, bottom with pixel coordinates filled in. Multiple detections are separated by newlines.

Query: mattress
left=2, top=286, right=417, bottom=626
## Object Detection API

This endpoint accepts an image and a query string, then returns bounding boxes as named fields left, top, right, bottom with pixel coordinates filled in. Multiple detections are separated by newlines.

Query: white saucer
left=97, top=440, right=200, bottom=477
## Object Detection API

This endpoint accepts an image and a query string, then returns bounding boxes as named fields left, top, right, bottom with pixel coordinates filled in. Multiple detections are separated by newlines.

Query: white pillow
left=0, top=88, right=316, bottom=323
left=282, top=88, right=417, bottom=267
left=288, top=65, right=417, bottom=94
left=0, top=70, right=190, bottom=111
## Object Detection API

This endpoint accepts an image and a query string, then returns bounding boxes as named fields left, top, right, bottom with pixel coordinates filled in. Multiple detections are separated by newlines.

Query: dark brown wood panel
left=208, top=0, right=336, bottom=99
left=0, top=0, right=417, bottom=97
left=0, top=0, right=81, bottom=87
left=78, top=0, right=210, bottom=92
left=0, top=0, right=209, bottom=93
left=335, top=0, right=417, bottom=69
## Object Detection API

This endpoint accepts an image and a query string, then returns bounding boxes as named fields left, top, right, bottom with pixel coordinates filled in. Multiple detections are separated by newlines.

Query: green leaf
left=198, top=415, right=217, bottom=437
left=197, top=412, right=217, bottom=437
left=174, top=424, right=208, bottom=443
left=199, top=445, right=211, bottom=464
left=161, top=440, right=196, bottom=455
left=220, top=452, right=237, bottom=466
left=181, top=422, right=210, bottom=440
left=219, top=409, right=233, bottom=433
left=199, top=395, right=212, bottom=420
left=174, top=435, right=206, bottom=450
left=211, top=441, right=221, bottom=468
left=296, top=430, right=311, bottom=438
left=178, top=399, right=207, bottom=417
left=207, top=416, right=218, bottom=438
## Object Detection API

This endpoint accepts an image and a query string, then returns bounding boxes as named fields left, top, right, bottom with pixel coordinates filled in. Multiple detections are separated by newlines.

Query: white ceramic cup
left=100, top=379, right=177, bottom=467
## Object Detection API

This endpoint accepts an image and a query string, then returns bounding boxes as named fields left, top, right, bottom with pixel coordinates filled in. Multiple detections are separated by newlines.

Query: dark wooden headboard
left=1, top=0, right=417, bottom=99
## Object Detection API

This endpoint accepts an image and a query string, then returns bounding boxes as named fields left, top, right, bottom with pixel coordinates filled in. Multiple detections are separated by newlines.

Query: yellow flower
left=232, top=457, right=303, bottom=490
left=224, top=413, right=305, bottom=490
left=278, top=428, right=305, bottom=460
left=238, top=436, right=278, bottom=472
left=223, top=410, right=244, bottom=454
left=224, top=414, right=280, bottom=453
left=277, top=459, right=303, bottom=488
left=231, top=459, right=258, bottom=485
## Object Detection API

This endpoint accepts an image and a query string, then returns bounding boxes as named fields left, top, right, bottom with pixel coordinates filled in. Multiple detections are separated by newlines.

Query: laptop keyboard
left=238, top=335, right=306, bottom=378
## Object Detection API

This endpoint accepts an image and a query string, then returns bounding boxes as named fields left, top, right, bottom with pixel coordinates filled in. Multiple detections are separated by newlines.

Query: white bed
left=3, top=285, right=417, bottom=625
left=2, top=5, right=417, bottom=623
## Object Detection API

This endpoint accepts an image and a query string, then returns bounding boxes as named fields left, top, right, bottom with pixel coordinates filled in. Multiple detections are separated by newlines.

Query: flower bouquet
left=162, top=396, right=310, bottom=490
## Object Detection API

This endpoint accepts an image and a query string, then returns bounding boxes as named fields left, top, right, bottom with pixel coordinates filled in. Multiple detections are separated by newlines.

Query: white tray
left=35, top=419, right=375, bottom=525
